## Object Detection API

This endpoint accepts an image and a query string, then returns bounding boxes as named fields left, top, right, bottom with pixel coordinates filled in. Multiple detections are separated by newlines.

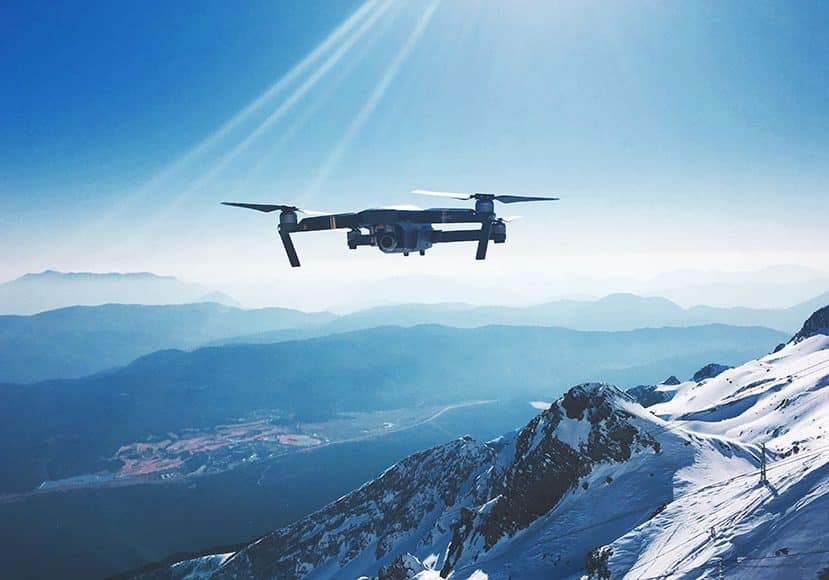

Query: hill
left=0, top=302, right=336, bottom=382
left=0, top=323, right=786, bottom=493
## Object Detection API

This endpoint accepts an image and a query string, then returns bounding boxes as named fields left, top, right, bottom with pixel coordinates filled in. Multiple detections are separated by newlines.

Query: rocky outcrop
left=626, top=384, right=671, bottom=407
left=792, top=305, right=829, bottom=342
left=692, top=363, right=731, bottom=382
left=378, top=554, right=427, bottom=580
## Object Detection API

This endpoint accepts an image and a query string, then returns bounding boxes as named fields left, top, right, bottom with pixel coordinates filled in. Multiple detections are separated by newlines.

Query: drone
left=222, top=189, right=559, bottom=267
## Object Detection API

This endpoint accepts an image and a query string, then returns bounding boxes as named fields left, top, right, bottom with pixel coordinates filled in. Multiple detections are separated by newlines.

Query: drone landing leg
left=476, top=220, right=493, bottom=260
left=279, top=231, right=301, bottom=267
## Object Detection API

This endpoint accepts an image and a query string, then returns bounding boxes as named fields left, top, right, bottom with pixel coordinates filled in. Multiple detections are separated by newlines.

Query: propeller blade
left=493, top=195, right=559, bottom=204
left=279, top=231, right=301, bottom=267
left=476, top=220, right=493, bottom=260
left=498, top=215, right=523, bottom=222
left=411, top=190, right=559, bottom=204
left=411, top=189, right=473, bottom=200
left=222, top=202, right=332, bottom=216
left=222, top=202, right=297, bottom=213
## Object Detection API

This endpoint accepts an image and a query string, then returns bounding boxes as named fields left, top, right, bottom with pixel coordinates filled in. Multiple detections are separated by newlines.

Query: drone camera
left=377, top=230, right=398, bottom=252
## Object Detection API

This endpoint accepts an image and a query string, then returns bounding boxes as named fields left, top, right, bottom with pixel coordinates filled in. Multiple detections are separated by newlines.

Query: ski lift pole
left=760, top=443, right=767, bottom=484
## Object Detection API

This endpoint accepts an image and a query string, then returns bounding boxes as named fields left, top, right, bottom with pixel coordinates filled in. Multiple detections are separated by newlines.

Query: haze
left=2, top=0, right=827, bottom=311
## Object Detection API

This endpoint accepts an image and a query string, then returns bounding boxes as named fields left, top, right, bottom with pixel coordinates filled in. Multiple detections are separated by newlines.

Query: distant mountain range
left=216, top=291, right=828, bottom=347
left=325, top=292, right=829, bottom=333
left=0, top=302, right=336, bottom=383
left=1, top=271, right=825, bottom=383
left=0, top=323, right=787, bottom=493
left=0, top=270, right=239, bottom=315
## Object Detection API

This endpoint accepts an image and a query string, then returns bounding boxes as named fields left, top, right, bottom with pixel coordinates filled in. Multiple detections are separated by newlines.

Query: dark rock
left=662, top=376, right=681, bottom=385
left=626, top=384, right=672, bottom=407
left=692, top=363, right=731, bottom=382
left=586, top=545, right=613, bottom=579
left=379, top=554, right=425, bottom=580
left=791, top=305, right=829, bottom=342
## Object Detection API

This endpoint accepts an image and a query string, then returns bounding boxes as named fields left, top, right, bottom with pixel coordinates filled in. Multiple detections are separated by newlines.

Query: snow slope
left=143, top=309, right=829, bottom=580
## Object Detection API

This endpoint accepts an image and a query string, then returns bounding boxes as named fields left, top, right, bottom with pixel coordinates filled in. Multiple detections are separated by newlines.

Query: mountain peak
left=792, top=304, right=829, bottom=342
left=19, top=270, right=172, bottom=281
left=560, top=382, right=631, bottom=420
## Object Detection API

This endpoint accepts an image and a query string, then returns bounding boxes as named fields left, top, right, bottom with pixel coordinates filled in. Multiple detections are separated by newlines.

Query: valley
left=1, top=402, right=495, bottom=502
left=0, top=399, right=536, bottom=580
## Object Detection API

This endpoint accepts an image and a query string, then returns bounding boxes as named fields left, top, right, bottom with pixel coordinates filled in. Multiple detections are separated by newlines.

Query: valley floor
left=0, top=400, right=495, bottom=504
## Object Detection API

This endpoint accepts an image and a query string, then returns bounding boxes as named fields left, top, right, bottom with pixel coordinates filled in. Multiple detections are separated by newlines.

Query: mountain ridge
left=0, top=270, right=238, bottom=315
left=0, top=301, right=337, bottom=382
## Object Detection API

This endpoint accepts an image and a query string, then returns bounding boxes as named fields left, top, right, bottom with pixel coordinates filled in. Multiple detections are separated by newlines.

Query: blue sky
left=1, top=0, right=827, bottom=307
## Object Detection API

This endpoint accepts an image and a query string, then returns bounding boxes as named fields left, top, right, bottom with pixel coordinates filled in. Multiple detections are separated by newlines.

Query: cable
left=627, top=447, right=829, bottom=578
left=637, top=549, right=829, bottom=579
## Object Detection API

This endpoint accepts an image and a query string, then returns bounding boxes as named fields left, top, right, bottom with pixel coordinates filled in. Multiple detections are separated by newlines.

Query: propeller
left=412, top=189, right=559, bottom=204
left=221, top=202, right=330, bottom=215
left=222, top=201, right=323, bottom=268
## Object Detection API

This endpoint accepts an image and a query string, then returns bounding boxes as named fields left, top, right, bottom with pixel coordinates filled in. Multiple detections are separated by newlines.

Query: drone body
left=223, top=190, right=558, bottom=267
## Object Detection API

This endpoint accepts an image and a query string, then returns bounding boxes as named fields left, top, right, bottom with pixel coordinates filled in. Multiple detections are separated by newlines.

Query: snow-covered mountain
left=145, top=306, right=829, bottom=580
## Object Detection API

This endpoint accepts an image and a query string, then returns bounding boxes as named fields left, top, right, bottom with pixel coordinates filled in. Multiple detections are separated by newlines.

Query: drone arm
left=406, top=209, right=479, bottom=225
left=296, top=213, right=361, bottom=232
left=431, top=225, right=499, bottom=260
left=431, top=230, right=485, bottom=243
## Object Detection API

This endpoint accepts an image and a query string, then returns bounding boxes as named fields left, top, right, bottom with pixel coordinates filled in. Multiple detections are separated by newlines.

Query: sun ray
left=302, top=0, right=442, bottom=206
left=92, top=0, right=396, bottom=258
left=160, top=0, right=395, bottom=208
left=55, top=0, right=382, bottom=258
